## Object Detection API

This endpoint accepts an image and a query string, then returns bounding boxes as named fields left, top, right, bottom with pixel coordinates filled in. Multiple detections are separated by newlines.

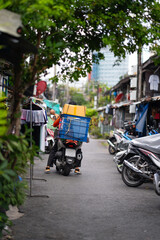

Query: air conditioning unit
left=130, top=90, right=137, bottom=100
left=129, top=104, right=136, bottom=113
left=130, top=78, right=137, bottom=88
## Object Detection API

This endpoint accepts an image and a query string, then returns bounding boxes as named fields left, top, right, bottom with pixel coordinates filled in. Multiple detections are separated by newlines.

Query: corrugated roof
left=111, top=75, right=136, bottom=91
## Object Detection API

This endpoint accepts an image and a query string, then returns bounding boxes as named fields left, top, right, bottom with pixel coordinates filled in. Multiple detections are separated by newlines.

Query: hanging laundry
left=149, top=74, right=160, bottom=91
left=43, top=99, right=60, bottom=114
left=105, top=104, right=111, bottom=114
left=21, top=109, right=47, bottom=125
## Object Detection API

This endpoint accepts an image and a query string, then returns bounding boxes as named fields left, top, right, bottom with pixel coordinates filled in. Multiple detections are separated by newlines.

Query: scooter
left=121, top=134, right=160, bottom=192
left=107, top=121, right=137, bottom=155
left=54, top=138, right=83, bottom=176
left=113, top=125, right=158, bottom=174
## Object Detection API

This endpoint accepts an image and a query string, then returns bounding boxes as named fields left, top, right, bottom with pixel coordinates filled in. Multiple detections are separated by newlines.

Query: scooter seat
left=131, top=133, right=160, bottom=155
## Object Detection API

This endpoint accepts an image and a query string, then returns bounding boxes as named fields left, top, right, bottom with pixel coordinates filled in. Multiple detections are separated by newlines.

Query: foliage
left=69, top=87, right=86, bottom=105
left=90, top=126, right=102, bottom=138
left=71, top=92, right=87, bottom=105
left=3, top=0, right=160, bottom=85
left=98, top=96, right=109, bottom=107
left=103, top=132, right=110, bottom=139
left=0, top=101, right=39, bottom=237
left=1, top=0, right=160, bottom=134
left=0, top=97, right=8, bottom=136
left=57, top=84, right=67, bottom=107
left=86, top=108, right=98, bottom=118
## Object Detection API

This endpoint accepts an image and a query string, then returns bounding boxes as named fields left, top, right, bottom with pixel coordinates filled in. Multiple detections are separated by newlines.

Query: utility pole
left=97, top=82, right=99, bottom=108
left=137, top=47, right=142, bottom=101
left=52, top=64, right=56, bottom=101
left=66, top=79, right=69, bottom=103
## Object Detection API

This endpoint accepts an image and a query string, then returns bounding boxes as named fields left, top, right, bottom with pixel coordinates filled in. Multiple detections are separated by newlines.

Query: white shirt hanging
left=149, top=74, right=160, bottom=91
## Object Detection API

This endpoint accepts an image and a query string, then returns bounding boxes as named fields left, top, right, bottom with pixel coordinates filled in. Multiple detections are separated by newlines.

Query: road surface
left=12, top=138, right=160, bottom=240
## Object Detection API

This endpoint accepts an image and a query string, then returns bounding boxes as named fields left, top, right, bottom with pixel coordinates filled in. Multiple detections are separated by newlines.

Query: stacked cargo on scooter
left=59, top=104, right=90, bottom=142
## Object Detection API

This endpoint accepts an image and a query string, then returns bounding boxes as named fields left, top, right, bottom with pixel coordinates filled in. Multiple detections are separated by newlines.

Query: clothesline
left=21, top=109, right=47, bottom=126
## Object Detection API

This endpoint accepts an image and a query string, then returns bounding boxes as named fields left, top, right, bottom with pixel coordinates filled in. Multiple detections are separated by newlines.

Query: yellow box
left=62, top=104, right=86, bottom=117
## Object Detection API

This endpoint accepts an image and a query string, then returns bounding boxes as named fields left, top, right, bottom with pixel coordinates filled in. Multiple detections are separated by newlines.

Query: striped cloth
left=47, top=129, right=54, bottom=138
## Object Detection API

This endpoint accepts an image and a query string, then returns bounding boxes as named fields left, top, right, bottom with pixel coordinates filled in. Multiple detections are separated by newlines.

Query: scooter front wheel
left=122, top=156, right=144, bottom=187
left=108, top=139, right=117, bottom=155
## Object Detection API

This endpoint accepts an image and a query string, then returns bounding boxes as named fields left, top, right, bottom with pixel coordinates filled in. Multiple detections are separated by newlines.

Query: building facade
left=91, top=47, right=129, bottom=87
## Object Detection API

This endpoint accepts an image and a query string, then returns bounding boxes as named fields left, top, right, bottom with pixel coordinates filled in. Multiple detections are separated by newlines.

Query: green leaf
left=0, top=160, right=8, bottom=170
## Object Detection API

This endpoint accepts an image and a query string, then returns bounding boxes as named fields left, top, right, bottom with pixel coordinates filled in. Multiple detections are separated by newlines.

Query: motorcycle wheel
left=62, top=165, right=71, bottom=176
left=122, top=156, right=144, bottom=187
left=108, top=139, right=117, bottom=155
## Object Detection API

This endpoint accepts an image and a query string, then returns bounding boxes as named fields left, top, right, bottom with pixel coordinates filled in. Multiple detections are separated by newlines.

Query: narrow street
left=12, top=138, right=160, bottom=240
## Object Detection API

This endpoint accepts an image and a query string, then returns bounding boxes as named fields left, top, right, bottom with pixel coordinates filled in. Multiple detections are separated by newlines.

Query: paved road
left=12, top=139, right=160, bottom=240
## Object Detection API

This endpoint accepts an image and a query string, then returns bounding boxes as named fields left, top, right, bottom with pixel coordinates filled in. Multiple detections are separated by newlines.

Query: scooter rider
left=45, top=103, right=82, bottom=174
left=45, top=113, right=60, bottom=173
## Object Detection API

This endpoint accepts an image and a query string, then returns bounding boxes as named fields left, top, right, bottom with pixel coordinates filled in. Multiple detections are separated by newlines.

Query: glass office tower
left=91, top=47, right=129, bottom=87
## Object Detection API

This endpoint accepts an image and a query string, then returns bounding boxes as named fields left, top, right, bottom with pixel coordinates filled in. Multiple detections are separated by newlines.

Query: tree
left=1, top=0, right=160, bottom=135
left=69, top=87, right=87, bottom=105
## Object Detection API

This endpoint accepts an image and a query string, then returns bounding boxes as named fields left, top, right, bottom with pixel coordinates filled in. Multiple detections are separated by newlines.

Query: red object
left=53, top=116, right=60, bottom=127
left=115, top=93, right=123, bottom=103
left=36, top=81, right=47, bottom=96
left=99, top=88, right=102, bottom=93
left=47, top=129, right=54, bottom=138
left=155, top=113, right=160, bottom=120
left=88, top=72, right=91, bottom=81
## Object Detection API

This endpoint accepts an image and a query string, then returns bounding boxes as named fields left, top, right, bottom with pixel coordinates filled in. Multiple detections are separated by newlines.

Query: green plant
left=86, top=108, right=98, bottom=118
left=104, top=132, right=110, bottom=139
left=90, top=126, right=102, bottom=138
left=0, top=98, right=39, bottom=237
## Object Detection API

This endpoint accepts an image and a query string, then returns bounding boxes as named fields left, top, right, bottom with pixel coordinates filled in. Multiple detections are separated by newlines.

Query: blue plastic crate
left=59, top=114, right=91, bottom=142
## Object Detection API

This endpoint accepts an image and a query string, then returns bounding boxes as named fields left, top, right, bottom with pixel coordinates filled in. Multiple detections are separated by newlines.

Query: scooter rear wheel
left=62, top=165, right=71, bottom=176
left=122, top=156, right=144, bottom=187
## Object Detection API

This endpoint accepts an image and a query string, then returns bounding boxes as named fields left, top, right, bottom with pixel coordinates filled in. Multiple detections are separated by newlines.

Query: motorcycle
left=107, top=121, right=136, bottom=155
left=113, top=150, right=129, bottom=173
left=121, top=134, right=160, bottom=190
left=113, top=125, right=158, bottom=174
left=53, top=113, right=90, bottom=176
left=54, top=138, right=83, bottom=176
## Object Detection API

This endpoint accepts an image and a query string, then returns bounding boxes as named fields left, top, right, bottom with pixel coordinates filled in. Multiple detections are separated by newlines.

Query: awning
left=112, top=101, right=131, bottom=108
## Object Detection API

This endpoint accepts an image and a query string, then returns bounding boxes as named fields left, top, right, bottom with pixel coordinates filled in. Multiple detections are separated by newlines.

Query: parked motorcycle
left=54, top=138, right=83, bottom=176
left=114, top=150, right=129, bottom=173
left=121, top=134, right=160, bottom=190
left=113, top=125, right=159, bottom=174
left=107, top=121, right=136, bottom=155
